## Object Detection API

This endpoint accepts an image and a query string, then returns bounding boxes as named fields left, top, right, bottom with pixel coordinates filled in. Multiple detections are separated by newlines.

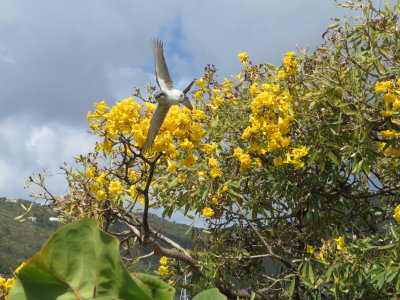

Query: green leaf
left=327, top=151, right=340, bottom=165
left=9, top=219, right=174, bottom=300
left=326, top=266, right=334, bottom=281
left=374, top=59, right=387, bottom=75
left=308, top=263, right=315, bottom=284
left=133, top=273, right=175, bottom=300
left=328, top=23, right=340, bottom=29
left=192, top=288, right=227, bottom=300
left=390, top=226, right=398, bottom=239
left=289, top=278, right=296, bottom=296
left=379, top=243, right=395, bottom=250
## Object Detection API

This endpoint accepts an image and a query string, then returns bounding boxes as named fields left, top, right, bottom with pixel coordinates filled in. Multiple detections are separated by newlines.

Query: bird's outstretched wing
left=143, top=104, right=170, bottom=150
left=183, top=79, right=195, bottom=95
left=151, top=39, right=174, bottom=91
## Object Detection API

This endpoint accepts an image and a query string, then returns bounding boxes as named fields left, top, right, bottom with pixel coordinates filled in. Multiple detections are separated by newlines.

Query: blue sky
left=0, top=0, right=378, bottom=222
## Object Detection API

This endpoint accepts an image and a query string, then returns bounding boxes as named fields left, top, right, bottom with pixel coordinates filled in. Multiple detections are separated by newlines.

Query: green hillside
left=0, top=197, right=58, bottom=276
left=0, top=197, right=194, bottom=277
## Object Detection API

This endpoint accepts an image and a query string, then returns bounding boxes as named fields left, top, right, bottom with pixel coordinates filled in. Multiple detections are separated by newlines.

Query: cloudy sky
left=0, top=0, right=365, bottom=220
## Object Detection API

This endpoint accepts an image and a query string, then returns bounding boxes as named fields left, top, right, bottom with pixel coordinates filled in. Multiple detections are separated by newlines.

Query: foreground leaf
left=9, top=219, right=174, bottom=300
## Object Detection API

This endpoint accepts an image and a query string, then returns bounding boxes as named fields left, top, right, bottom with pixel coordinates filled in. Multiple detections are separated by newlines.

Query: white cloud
left=0, top=115, right=97, bottom=199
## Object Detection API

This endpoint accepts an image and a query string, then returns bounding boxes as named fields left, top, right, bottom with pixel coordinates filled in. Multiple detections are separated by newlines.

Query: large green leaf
left=191, top=288, right=227, bottom=300
left=9, top=219, right=174, bottom=300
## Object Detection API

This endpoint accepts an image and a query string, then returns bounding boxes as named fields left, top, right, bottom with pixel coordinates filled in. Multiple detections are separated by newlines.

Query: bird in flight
left=142, top=39, right=195, bottom=151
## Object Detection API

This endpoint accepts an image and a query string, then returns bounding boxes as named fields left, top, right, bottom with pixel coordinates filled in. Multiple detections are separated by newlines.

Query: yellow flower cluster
left=233, top=148, right=252, bottom=172
left=206, top=157, right=223, bottom=179
left=334, top=236, right=347, bottom=253
left=238, top=52, right=249, bottom=63
left=242, top=82, right=307, bottom=168
left=208, top=185, right=229, bottom=205
left=278, top=146, right=308, bottom=169
left=158, top=256, right=170, bottom=276
left=394, top=205, right=400, bottom=224
left=374, top=80, right=400, bottom=161
left=85, top=167, right=144, bottom=204
left=87, top=97, right=206, bottom=160
left=0, top=263, right=23, bottom=300
left=375, top=79, right=400, bottom=117
left=306, top=245, right=316, bottom=254
left=278, top=52, right=298, bottom=79
left=376, top=142, right=400, bottom=158
left=202, top=207, right=215, bottom=218
left=308, top=236, right=348, bottom=263
left=0, top=277, right=14, bottom=299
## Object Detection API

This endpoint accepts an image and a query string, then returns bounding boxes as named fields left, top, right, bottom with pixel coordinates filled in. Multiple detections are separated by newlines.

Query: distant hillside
left=0, top=197, right=194, bottom=277
left=0, top=197, right=59, bottom=276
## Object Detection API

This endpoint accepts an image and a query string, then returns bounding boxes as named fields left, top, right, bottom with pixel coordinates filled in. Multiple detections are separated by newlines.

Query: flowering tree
left=28, top=0, right=400, bottom=299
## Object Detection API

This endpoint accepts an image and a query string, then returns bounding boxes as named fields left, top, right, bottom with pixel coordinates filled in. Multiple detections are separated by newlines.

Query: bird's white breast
left=165, top=89, right=184, bottom=104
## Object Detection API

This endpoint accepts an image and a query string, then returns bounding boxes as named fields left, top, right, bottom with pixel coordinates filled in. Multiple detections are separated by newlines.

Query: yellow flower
left=380, top=110, right=394, bottom=117
left=193, top=90, right=204, bottom=99
left=316, top=248, right=327, bottom=263
left=208, top=158, right=218, bottom=167
left=249, top=83, right=261, bottom=96
left=238, top=52, right=249, bottom=62
left=182, top=153, right=198, bottom=168
left=96, top=189, right=107, bottom=201
left=180, top=138, right=194, bottom=150
left=394, top=204, right=400, bottom=224
left=380, top=130, right=400, bottom=138
left=306, top=245, right=315, bottom=254
left=273, top=156, right=283, bottom=167
left=85, top=167, right=96, bottom=179
left=210, top=167, right=222, bottom=178
left=101, top=138, right=114, bottom=153
left=195, top=77, right=205, bottom=87
left=127, top=185, right=137, bottom=198
left=158, top=265, right=169, bottom=276
left=393, top=100, right=400, bottom=110
left=221, top=78, right=233, bottom=88
left=219, top=185, right=228, bottom=194
left=89, top=183, right=100, bottom=194
left=334, top=236, right=347, bottom=252
left=166, top=160, right=177, bottom=172
left=145, top=102, right=156, bottom=113
left=201, top=142, right=217, bottom=154
left=233, top=148, right=252, bottom=171
left=109, top=181, right=122, bottom=194
left=192, top=108, right=205, bottom=120
left=384, top=93, right=397, bottom=104
left=202, top=207, right=215, bottom=218
left=160, top=256, right=169, bottom=266
left=5, top=278, right=15, bottom=290
left=277, top=70, right=287, bottom=79
left=137, top=194, right=145, bottom=205
left=254, top=157, right=262, bottom=168
left=128, top=170, right=139, bottom=182
left=95, top=173, right=107, bottom=185
left=375, top=81, right=393, bottom=93
left=177, top=174, right=187, bottom=183
left=212, top=197, right=219, bottom=205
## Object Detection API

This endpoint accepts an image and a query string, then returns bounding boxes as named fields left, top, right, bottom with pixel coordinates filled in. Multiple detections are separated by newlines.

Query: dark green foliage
left=0, top=197, right=58, bottom=276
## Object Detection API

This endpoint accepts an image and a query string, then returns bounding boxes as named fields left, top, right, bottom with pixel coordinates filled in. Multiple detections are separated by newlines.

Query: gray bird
left=142, top=39, right=195, bottom=151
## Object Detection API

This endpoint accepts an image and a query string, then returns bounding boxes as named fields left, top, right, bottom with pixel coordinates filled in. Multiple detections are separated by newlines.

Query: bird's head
left=154, top=91, right=166, bottom=102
